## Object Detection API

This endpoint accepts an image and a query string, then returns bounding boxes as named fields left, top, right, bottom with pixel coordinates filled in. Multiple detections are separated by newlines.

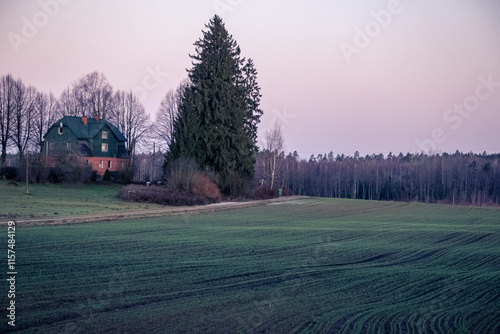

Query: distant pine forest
left=256, top=151, right=500, bottom=206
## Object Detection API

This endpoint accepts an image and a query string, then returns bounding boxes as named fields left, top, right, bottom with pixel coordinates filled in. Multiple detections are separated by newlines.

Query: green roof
left=45, top=116, right=127, bottom=142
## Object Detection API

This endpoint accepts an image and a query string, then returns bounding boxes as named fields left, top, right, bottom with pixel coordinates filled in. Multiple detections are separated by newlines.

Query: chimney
left=81, top=116, right=87, bottom=125
left=93, top=115, right=99, bottom=122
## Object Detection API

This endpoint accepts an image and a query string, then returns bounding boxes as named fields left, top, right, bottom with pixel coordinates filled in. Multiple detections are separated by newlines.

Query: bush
left=251, top=186, right=278, bottom=200
left=164, top=157, right=222, bottom=203
left=191, top=173, right=222, bottom=202
left=223, top=170, right=248, bottom=197
left=45, top=157, right=93, bottom=184
left=165, top=157, right=199, bottom=193
left=281, top=186, right=293, bottom=196
left=29, top=157, right=49, bottom=183
left=0, top=167, right=17, bottom=180
left=103, top=169, right=112, bottom=181
left=117, top=168, right=133, bottom=184
left=117, top=185, right=217, bottom=206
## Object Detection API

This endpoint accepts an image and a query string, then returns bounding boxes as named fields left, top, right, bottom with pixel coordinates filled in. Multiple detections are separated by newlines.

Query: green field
left=7, top=198, right=500, bottom=333
left=0, top=181, right=165, bottom=219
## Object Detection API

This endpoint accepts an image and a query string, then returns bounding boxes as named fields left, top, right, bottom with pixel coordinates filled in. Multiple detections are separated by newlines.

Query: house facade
left=43, top=116, right=129, bottom=175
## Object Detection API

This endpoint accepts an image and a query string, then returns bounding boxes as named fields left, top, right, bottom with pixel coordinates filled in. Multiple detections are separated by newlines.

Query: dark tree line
left=258, top=150, right=500, bottom=206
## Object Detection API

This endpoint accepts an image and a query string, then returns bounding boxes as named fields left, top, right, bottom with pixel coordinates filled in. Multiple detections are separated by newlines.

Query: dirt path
left=0, top=196, right=308, bottom=227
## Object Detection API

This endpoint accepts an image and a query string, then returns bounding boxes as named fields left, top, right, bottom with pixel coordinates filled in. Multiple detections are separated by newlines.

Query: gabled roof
left=45, top=116, right=127, bottom=142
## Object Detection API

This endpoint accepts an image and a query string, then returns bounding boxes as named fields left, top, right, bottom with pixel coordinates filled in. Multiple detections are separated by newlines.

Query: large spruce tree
left=166, top=15, right=262, bottom=195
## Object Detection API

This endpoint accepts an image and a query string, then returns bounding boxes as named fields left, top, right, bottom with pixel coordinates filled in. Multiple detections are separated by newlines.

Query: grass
left=0, top=180, right=166, bottom=219
left=8, top=198, right=500, bottom=333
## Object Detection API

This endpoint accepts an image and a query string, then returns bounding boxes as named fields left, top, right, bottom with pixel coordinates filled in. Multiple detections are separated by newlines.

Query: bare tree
left=57, top=86, right=85, bottom=118
left=74, top=72, right=113, bottom=119
left=109, top=90, right=150, bottom=156
left=154, top=79, right=189, bottom=151
left=56, top=72, right=113, bottom=119
left=0, top=74, right=16, bottom=167
left=11, top=78, right=37, bottom=162
left=32, top=91, right=58, bottom=153
left=258, top=121, right=286, bottom=190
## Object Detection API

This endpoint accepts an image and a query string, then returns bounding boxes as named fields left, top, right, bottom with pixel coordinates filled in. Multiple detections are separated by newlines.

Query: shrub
left=90, top=171, right=99, bottom=183
left=117, top=185, right=216, bottom=206
left=281, top=186, right=293, bottom=196
left=0, top=167, right=17, bottom=180
left=45, top=157, right=93, bottom=184
left=223, top=170, right=248, bottom=197
left=29, top=157, right=49, bottom=183
left=117, top=167, right=133, bottom=184
left=164, top=157, right=222, bottom=202
left=103, top=169, right=112, bottom=181
left=165, top=157, right=199, bottom=193
left=252, top=186, right=278, bottom=200
left=191, top=173, right=222, bottom=202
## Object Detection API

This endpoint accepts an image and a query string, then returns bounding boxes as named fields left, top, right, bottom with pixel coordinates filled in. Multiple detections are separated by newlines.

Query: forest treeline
left=256, top=149, right=500, bottom=206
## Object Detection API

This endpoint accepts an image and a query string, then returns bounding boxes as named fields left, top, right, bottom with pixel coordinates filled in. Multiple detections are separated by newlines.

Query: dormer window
left=102, top=130, right=108, bottom=139
left=58, top=122, right=64, bottom=135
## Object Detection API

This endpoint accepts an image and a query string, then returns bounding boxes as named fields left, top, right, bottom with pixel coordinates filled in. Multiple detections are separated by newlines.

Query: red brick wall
left=85, top=157, right=129, bottom=175
left=41, top=155, right=129, bottom=176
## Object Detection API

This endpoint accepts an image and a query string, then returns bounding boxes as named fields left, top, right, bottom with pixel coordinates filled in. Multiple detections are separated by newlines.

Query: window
left=67, top=142, right=71, bottom=150
left=49, top=142, right=55, bottom=151
left=58, top=123, right=64, bottom=135
left=99, top=160, right=104, bottom=168
left=102, top=131, right=108, bottom=139
left=101, top=143, right=108, bottom=152
left=108, top=160, right=112, bottom=169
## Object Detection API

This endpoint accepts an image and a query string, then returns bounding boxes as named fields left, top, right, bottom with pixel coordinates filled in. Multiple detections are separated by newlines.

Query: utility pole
left=152, top=142, right=156, bottom=181
left=25, top=150, right=29, bottom=194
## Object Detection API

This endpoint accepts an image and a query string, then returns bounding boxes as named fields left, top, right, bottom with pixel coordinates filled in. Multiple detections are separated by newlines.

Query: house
left=43, top=116, right=129, bottom=175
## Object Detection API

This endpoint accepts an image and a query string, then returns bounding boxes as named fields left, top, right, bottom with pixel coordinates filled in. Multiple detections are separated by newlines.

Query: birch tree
left=260, top=121, right=286, bottom=190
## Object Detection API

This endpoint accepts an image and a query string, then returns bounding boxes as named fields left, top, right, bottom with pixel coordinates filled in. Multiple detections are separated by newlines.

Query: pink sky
left=1, top=0, right=499, bottom=156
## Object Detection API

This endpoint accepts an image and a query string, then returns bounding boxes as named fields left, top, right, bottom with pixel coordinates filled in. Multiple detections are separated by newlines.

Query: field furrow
left=7, top=197, right=500, bottom=333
